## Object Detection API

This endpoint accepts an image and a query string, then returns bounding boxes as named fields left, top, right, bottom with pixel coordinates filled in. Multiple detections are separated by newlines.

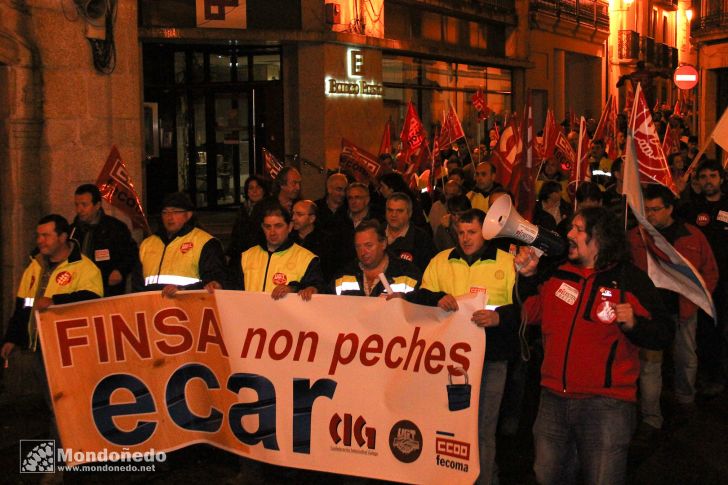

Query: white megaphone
left=482, top=195, right=565, bottom=256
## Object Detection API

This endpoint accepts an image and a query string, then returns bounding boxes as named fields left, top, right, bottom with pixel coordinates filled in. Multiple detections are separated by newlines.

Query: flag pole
left=681, top=131, right=714, bottom=183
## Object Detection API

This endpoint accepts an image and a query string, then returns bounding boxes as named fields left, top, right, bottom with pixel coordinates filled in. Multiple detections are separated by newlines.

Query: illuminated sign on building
left=326, top=49, right=383, bottom=97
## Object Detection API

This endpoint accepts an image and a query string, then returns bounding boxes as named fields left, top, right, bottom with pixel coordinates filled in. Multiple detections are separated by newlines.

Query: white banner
left=215, top=291, right=484, bottom=483
left=38, top=291, right=484, bottom=483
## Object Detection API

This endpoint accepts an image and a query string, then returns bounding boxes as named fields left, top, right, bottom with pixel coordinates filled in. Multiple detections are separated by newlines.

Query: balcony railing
left=390, top=0, right=516, bottom=18
left=641, top=36, right=655, bottom=64
left=692, top=10, right=728, bottom=37
left=618, top=30, right=640, bottom=59
left=531, top=0, right=610, bottom=30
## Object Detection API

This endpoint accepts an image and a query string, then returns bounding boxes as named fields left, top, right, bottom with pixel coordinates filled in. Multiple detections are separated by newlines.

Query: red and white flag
left=510, top=98, right=536, bottom=221
left=438, top=102, right=466, bottom=148
left=340, top=139, right=383, bottom=183
left=493, top=114, right=522, bottom=187
left=593, top=95, right=619, bottom=160
left=541, top=109, right=559, bottom=161
left=398, top=101, right=430, bottom=176
left=630, top=84, right=678, bottom=194
left=661, top=100, right=684, bottom=156
left=623, top=111, right=716, bottom=321
left=96, top=146, right=150, bottom=233
left=471, top=89, right=491, bottom=121
left=569, top=116, right=590, bottom=189
left=262, top=147, right=283, bottom=180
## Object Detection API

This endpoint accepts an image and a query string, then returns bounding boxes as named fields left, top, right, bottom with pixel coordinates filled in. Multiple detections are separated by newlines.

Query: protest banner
left=38, top=291, right=485, bottom=483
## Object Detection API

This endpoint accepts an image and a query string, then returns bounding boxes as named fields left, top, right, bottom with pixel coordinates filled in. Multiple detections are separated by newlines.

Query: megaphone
left=482, top=195, right=565, bottom=256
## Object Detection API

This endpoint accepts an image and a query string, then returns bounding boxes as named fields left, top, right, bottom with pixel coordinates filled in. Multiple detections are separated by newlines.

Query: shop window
left=174, top=52, right=186, bottom=83
left=191, top=52, right=205, bottom=83
left=210, top=54, right=232, bottom=82
left=253, top=55, right=281, bottom=81
left=236, top=56, right=250, bottom=81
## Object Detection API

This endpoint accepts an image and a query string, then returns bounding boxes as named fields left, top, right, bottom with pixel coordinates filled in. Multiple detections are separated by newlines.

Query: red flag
left=339, top=139, right=383, bottom=182
left=438, top=102, right=466, bottom=148
left=398, top=101, right=430, bottom=173
left=569, top=107, right=578, bottom=133
left=96, top=146, right=150, bottom=233
left=554, top=131, right=577, bottom=175
left=511, top=98, right=536, bottom=221
left=624, top=120, right=716, bottom=320
left=493, top=115, right=522, bottom=187
left=593, top=95, right=619, bottom=160
left=541, top=109, right=559, bottom=160
left=630, top=83, right=678, bottom=194
left=574, top=116, right=590, bottom=183
left=378, top=119, right=392, bottom=156
left=661, top=99, right=684, bottom=156
left=472, top=90, right=491, bottom=121
left=262, top=147, right=283, bottom=180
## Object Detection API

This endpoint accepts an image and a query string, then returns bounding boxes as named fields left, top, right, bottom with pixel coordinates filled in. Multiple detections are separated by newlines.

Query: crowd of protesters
left=2, top=104, right=727, bottom=484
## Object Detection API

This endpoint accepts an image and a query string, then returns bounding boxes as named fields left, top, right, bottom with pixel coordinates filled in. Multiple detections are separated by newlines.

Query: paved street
left=2, top=359, right=727, bottom=485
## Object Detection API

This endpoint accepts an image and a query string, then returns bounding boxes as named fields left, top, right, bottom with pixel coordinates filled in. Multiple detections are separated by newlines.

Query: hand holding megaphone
left=515, top=247, right=540, bottom=277
left=482, top=194, right=565, bottom=257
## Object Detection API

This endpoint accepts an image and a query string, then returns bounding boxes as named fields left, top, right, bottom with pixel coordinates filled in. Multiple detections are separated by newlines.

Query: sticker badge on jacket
left=94, top=249, right=111, bottom=261
left=180, top=242, right=194, bottom=254
left=593, top=286, right=620, bottom=324
left=55, top=271, right=72, bottom=286
left=555, top=282, right=578, bottom=305
left=272, top=272, right=288, bottom=285
left=398, top=251, right=414, bottom=262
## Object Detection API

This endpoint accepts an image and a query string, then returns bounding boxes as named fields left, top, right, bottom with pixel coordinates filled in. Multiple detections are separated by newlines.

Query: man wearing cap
left=136, top=192, right=226, bottom=295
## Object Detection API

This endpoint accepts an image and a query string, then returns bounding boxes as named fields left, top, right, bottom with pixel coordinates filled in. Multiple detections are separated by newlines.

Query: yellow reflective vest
left=139, top=227, right=213, bottom=287
left=16, top=247, right=102, bottom=350
left=241, top=242, right=316, bottom=292
left=421, top=246, right=515, bottom=307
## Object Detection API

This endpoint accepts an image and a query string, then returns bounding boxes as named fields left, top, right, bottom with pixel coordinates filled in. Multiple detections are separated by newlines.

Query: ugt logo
left=19, top=440, right=56, bottom=473
left=329, top=413, right=376, bottom=449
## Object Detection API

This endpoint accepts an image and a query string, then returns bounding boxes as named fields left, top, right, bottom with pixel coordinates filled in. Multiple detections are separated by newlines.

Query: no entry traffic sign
left=674, top=65, right=698, bottom=90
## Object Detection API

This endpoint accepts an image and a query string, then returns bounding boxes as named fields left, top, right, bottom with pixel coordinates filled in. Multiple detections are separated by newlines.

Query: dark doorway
left=142, top=45, right=284, bottom=212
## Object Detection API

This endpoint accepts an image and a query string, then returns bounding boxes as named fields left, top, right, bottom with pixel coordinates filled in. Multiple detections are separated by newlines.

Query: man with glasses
left=135, top=192, right=227, bottom=295
left=629, top=184, right=718, bottom=444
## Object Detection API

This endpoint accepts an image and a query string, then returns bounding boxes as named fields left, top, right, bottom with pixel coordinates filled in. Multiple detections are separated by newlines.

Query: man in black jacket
left=70, top=184, right=139, bottom=296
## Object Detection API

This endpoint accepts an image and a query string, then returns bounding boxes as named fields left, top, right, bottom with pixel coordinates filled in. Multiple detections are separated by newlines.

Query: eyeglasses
left=161, top=209, right=188, bottom=215
left=644, top=206, right=666, bottom=213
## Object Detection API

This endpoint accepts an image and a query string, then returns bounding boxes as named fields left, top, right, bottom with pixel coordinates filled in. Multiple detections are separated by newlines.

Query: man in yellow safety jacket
left=136, top=192, right=227, bottom=296
left=411, top=208, right=519, bottom=485
left=234, top=204, right=325, bottom=300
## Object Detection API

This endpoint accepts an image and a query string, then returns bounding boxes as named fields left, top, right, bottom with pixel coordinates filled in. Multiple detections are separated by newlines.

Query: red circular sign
left=674, top=65, right=698, bottom=90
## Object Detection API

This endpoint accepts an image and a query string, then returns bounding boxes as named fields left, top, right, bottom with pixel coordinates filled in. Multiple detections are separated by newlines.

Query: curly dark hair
left=576, top=206, right=630, bottom=270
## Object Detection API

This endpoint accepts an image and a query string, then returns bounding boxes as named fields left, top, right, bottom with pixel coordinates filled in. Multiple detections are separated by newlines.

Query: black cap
left=161, top=192, right=194, bottom=211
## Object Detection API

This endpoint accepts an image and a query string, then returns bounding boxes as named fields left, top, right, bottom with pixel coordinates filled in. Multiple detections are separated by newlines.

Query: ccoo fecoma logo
left=20, top=440, right=56, bottom=473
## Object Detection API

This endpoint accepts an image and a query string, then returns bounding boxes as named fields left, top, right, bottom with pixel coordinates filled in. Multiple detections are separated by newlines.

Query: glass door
left=214, top=92, right=250, bottom=205
left=180, top=90, right=252, bottom=208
